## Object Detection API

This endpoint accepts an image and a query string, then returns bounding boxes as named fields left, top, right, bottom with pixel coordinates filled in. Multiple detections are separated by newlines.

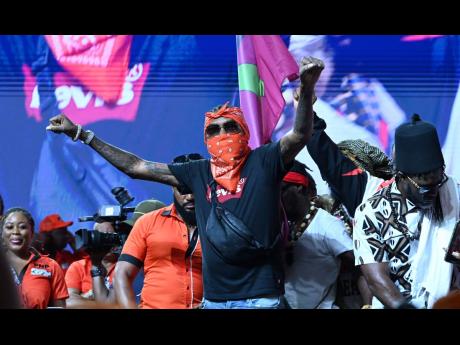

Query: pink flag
left=237, top=35, right=299, bottom=148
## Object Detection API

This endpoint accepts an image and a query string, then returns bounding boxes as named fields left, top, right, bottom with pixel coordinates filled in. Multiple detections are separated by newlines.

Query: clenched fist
left=299, top=56, right=325, bottom=92
left=46, top=114, right=79, bottom=139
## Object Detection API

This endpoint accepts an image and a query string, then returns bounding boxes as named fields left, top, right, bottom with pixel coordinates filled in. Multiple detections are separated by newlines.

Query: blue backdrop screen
left=0, top=35, right=459, bottom=231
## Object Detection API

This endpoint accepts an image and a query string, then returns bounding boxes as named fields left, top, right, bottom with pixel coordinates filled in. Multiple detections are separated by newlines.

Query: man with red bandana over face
left=203, top=103, right=252, bottom=193
left=46, top=56, right=324, bottom=309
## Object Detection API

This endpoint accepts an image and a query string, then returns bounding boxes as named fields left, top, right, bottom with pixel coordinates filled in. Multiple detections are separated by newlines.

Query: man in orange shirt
left=114, top=154, right=203, bottom=309
left=34, top=214, right=85, bottom=273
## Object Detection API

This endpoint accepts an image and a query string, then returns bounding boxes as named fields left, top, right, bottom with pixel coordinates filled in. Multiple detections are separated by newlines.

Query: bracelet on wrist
left=72, top=124, right=82, bottom=142
left=82, top=130, right=95, bottom=145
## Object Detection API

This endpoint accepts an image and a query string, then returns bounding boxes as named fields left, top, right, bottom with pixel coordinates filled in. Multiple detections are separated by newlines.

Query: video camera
left=75, top=187, right=135, bottom=252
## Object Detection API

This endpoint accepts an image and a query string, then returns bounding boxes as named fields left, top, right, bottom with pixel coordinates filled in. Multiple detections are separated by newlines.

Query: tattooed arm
left=46, top=115, right=180, bottom=187
left=280, top=56, right=324, bottom=165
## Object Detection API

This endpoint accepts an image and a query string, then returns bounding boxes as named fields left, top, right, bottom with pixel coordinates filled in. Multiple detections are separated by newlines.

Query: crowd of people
left=1, top=55, right=460, bottom=309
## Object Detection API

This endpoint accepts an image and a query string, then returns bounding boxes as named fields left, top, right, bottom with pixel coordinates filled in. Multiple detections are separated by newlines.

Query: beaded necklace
left=285, top=198, right=319, bottom=266
left=289, top=199, right=319, bottom=242
left=332, top=203, right=353, bottom=236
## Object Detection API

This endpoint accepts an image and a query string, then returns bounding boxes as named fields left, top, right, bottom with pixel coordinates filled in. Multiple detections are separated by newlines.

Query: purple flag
left=237, top=35, right=299, bottom=148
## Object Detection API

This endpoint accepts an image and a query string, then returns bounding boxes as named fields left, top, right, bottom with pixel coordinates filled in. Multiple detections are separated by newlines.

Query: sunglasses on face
left=205, top=121, right=241, bottom=138
left=404, top=173, right=448, bottom=195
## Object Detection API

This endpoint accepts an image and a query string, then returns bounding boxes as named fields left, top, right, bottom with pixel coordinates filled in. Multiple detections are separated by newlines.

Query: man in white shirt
left=281, top=160, right=369, bottom=308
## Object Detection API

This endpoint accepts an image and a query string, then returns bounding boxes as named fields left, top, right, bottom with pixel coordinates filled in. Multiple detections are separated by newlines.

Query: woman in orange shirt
left=1, top=208, right=68, bottom=308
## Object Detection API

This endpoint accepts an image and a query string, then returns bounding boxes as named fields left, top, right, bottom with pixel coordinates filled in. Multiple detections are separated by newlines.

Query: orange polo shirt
left=119, top=204, right=203, bottom=309
left=12, top=248, right=69, bottom=309
left=65, top=257, right=115, bottom=298
left=55, top=249, right=88, bottom=274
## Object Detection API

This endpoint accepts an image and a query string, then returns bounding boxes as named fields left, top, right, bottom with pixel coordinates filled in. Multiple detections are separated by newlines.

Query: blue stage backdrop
left=0, top=35, right=459, bottom=231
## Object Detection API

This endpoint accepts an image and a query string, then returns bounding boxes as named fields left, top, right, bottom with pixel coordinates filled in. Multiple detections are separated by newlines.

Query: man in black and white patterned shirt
left=353, top=114, right=460, bottom=309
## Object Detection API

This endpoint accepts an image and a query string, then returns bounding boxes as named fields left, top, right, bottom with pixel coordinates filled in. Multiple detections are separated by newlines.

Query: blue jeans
left=202, top=295, right=281, bottom=309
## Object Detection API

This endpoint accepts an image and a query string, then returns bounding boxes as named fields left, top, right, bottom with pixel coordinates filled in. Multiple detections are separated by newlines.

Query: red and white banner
left=23, top=62, right=150, bottom=126
left=45, top=35, right=133, bottom=103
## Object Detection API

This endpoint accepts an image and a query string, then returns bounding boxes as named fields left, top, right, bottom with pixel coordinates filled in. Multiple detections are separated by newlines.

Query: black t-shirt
left=168, top=141, right=289, bottom=300
left=306, top=113, right=368, bottom=217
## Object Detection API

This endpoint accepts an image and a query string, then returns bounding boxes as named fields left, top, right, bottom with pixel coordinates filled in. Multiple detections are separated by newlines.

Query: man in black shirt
left=46, top=56, right=324, bottom=308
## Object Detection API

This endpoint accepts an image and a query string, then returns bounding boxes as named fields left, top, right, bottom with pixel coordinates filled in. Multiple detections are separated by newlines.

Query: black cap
left=394, top=114, right=444, bottom=175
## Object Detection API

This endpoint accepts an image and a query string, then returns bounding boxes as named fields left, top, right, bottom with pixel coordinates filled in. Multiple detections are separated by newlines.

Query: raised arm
left=46, top=115, right=179, bottom=187
left=305, top=114, right=368, bottom=217
left=280, top=56, right=324, bottom=165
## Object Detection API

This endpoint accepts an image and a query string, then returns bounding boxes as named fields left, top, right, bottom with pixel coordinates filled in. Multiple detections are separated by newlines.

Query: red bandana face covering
left=204, top=103, right=251, bottom=193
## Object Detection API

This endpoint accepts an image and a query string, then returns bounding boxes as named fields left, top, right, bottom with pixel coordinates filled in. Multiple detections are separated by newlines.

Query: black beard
left=174, top=199, right=197, bottom=226
left=420, top=194, right=444, bottom=225
left=397, top=177, right=444, bottom=225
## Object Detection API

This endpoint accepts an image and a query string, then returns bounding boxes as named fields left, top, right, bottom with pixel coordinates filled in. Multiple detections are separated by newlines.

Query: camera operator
left=114, top=154, right=204, bottom=309
left=65, top=222, right=118, bottom=308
